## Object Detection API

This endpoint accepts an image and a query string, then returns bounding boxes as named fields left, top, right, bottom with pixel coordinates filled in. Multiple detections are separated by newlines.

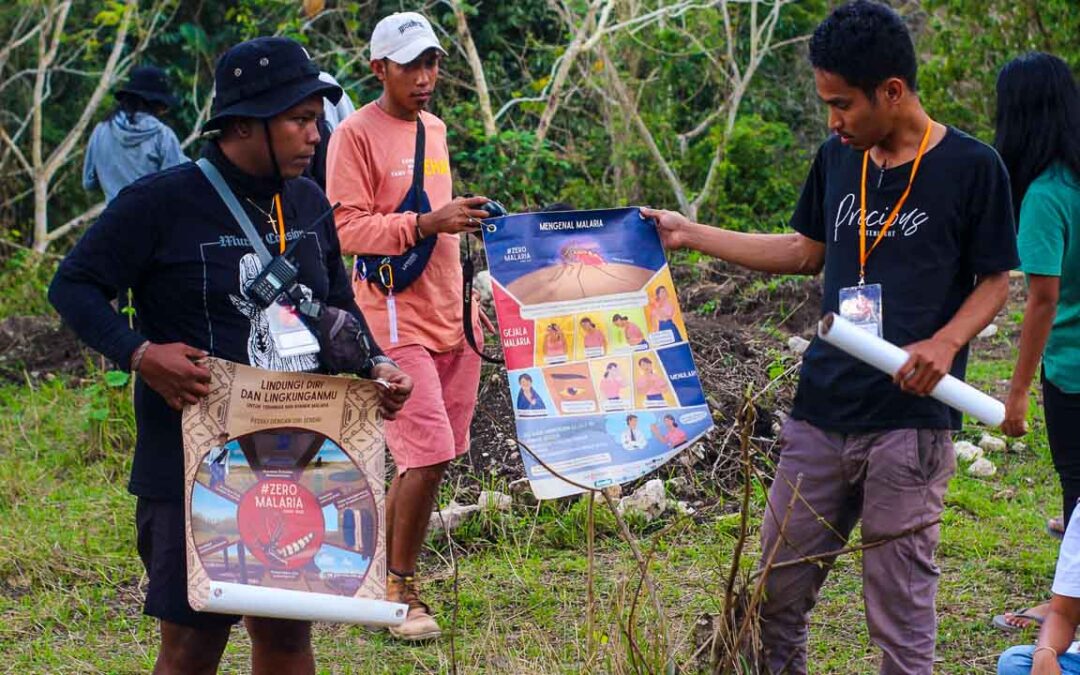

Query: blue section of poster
left=481, top=207, right=714, bottom=499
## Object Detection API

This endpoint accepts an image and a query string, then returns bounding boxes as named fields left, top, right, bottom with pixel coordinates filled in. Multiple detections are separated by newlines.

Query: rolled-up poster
left=817, top=313, right=1005, bottom=426
left=182, top=358, right=407, bottom=625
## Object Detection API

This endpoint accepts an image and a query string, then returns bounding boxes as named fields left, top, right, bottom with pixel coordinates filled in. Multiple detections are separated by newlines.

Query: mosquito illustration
left=546, top=243, right=634, bottom=297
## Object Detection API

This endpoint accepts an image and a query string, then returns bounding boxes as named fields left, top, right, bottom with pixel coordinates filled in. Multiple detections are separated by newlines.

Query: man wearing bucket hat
left=83, top=65, right=188, bottom=202
left=327, top=11, right=489, bottom=641
left=51, top=37, right=411, bottom=672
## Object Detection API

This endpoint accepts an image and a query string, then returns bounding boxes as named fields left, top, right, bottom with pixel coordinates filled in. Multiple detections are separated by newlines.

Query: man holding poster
left=50, top=38, right=410, bottom=673
left=644, top=2, right=1017, bottom=672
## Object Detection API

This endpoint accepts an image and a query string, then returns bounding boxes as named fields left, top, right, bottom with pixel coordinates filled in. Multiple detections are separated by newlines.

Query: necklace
left=245, top=196, right=278, bottom=231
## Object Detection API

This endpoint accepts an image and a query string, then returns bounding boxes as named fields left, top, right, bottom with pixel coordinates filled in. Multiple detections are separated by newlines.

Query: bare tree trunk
left=447, top=0, right=496, bottom=137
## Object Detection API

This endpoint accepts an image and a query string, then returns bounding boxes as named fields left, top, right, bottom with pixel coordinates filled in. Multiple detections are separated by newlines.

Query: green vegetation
left=0, top=293, right=1061, bottom=673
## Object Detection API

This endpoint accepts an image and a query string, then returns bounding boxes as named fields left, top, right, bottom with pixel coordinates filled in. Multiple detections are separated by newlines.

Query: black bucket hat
left=117, top=65, right=178, bottom=108
left=204, top=37, right=342, bottom=131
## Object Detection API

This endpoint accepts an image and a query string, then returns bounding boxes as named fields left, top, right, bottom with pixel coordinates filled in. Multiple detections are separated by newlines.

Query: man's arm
left=893, top=271, right=1010, bottom=396
left=1032, top=594, right=1080, bottom=674
left=640, top=208, right=825, bottom=275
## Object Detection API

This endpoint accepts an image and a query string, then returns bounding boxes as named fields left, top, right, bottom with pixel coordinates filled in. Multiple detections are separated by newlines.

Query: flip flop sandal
left=992, top=610, right=1045, bottom=632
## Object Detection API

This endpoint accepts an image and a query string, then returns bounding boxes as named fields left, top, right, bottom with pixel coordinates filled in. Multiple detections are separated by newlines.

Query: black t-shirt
left=790, top=127, right=1019, bottom=432
left=49, top=144, right=378, bottom=499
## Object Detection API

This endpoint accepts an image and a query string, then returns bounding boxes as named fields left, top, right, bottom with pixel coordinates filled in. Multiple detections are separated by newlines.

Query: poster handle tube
left=195, top=582, right=407, bottom=626
left=817, top=313, right=1005, bottom=426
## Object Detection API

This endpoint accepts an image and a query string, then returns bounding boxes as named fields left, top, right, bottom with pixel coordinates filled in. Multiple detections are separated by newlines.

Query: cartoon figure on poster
left=651, top=414, right=688, bottom=449
left=647, top=284, right=684, bottom=346
left=578, top=316, right=608, bottom=358
left=514, top=372, right=549, bottom=416
left=537, top=316, right=574, bottom=365
left=621, top=413, right=648, bottom=451
left=610, top=310, right=649, bottom=351
left=634, top=354, right=675, bottom=408
left=590, top=357, right=631, bottom=411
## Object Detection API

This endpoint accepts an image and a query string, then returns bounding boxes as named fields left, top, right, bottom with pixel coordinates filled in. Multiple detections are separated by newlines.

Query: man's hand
left=1002, top=388, right=1030, bottom=437
left=894, top=337, right=958, bottom=396
left=371, top=362, right=413, bottom=420
left=417, top=196, right=490, bottom=236
left=137, top=343, right=211, bottom=411
left=640, top=207, right=691, bottom=250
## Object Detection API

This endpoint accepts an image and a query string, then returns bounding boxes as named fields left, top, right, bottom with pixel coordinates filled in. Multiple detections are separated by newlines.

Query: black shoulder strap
left=462, top=240, right=504, bottom=365
left=413, top=117, right=426, bottom=212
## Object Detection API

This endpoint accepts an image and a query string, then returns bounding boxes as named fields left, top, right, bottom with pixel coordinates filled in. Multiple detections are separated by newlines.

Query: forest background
left=1, top=0, right=1078, bottom=257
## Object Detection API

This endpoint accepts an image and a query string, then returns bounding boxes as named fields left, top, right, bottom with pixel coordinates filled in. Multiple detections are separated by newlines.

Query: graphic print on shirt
left=831, top=192, right=930, bottom=243
left=229, top=252, right=319, bottom=372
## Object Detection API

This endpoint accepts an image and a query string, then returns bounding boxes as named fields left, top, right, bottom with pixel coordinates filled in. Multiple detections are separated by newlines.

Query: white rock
left=967, top=457, right=997, bottom=478
left=477, top=490, right=512, bottom=512
left=977, top=323, right=999, bottom=339
left=1010, top=441, right=1028, bottom=454
left=953, top=441, right=983, bottom=463
left=979, top=434, right=1008, bottom=454
left=672, top=500, right=695, bottom=516
left=428, top=501, right=481, bottom=532
left=787, top=336, right=811, bottom=355
left=616, top=479, right=667, bottom=521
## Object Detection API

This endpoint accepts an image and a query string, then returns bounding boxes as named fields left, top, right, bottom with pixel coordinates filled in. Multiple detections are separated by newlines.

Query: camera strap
left=196, top=158, right=274, bottom=266
left=461, top=238, right=504, bottom=364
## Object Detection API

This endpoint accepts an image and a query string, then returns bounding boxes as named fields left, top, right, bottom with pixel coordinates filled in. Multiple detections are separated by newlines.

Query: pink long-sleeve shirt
left=327, top=103, right=464, bottom=352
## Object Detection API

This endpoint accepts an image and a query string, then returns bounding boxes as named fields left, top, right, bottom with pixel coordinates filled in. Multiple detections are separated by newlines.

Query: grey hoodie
left=83, top=112, right=189, bottom=202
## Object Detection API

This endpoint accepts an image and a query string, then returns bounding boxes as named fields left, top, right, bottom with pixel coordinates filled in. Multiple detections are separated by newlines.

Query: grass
left=0, top=298, right=1062, bottom=673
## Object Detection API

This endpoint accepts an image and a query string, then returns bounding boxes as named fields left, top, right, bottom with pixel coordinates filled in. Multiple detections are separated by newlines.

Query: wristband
left=362, top=355, right=398, bottom=379
left=1034, top=646, right=1058, bottom=659
left=130, top=340, right=151, bottom=373
left=415, top=214, right=425, bottom=240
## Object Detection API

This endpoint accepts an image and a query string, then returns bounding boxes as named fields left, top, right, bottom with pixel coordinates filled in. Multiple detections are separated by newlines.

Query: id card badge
left=264, top=299, right=320, bottom=357
left=839, top=283, right=883, bottom=337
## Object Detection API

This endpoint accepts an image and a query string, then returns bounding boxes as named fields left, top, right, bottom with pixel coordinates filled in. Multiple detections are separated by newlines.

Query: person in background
left=319, top=71, right=356, bottom=131
left=326, top=11, right=489, bottom=642
left=990, top=53, right=1080, bottom=640
left=84, top=65, right=188, bottom=202
left=644, top=2, right=1017, bottom=671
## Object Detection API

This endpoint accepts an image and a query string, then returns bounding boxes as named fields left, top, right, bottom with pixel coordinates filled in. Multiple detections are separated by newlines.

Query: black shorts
left=135, top=498, right=241, bottom=629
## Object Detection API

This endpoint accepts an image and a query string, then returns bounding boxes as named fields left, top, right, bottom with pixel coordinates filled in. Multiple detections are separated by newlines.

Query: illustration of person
left=516, top=373, right=547, bottom=412
left=579, top=317, right=607, bottom=355
left=621, top=414, right=648, bottom=451
left=599, top=362, right=625, bottom=401
left=542, top=323, right=568, bottom=361
left=652, top=414, right=688, bottom=449
left=636, top=357, right=668, bottom=405
left=648, top=286, right=682, bottom=342
left=612, top=314, right=648, bottom=349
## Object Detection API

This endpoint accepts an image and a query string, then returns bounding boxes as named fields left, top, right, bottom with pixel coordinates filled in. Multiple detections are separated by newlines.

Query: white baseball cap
left=370, top=12, right=448, bottom=64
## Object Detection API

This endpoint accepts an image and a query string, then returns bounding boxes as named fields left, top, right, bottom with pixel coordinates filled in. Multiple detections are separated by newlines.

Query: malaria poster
left=180, top=358, right=406, bottom=625
left=481, top=207, right=713, bottom=499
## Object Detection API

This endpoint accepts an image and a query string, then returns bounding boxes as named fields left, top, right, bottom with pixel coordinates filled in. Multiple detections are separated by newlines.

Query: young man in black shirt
left=50, top=38, right=411, bottom=673
left=644, top=2, right=1017, bottom=672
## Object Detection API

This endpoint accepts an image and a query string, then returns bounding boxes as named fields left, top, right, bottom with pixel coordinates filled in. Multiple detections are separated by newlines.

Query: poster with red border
left=481, top=208, right=713, bottom=499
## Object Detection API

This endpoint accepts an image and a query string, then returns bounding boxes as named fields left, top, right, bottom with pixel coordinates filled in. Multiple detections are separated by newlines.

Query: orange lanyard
left=272, top=193, right=286, bottom=254
left=858, top=120, right=933, bottom=284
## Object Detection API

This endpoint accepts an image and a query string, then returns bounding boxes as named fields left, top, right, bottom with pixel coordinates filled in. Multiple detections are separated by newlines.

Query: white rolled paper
left=195, top=581, right=407, bottom=626
left=817, top=313, right=1005, bottom=426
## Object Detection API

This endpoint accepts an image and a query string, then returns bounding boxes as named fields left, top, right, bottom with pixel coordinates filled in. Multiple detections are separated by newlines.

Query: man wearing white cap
left=327, top=12, right=490, bottom=641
